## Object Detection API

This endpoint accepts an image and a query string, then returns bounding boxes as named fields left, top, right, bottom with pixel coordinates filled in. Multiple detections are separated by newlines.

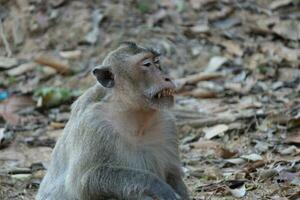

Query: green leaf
left=33, top=87, right=74, bottom=107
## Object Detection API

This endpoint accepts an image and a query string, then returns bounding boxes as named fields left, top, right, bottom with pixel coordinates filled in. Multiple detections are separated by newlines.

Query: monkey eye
left=153, top=57, right=160, bottom=65
left=153, top=57, right=161, bottom=70
left=142, top=59, right=152, bottom=67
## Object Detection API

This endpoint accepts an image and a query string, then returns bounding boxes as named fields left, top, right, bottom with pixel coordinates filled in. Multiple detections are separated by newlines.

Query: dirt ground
left=0, top=0, right=299, bottom=199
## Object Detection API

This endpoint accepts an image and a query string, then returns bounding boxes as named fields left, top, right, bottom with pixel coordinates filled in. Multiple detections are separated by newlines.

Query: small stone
left=0, top=57, right=18, bottom=69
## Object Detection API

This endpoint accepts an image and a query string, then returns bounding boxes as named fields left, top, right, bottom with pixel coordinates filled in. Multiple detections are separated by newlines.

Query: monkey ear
left=92, top=66, right=115, bottom=88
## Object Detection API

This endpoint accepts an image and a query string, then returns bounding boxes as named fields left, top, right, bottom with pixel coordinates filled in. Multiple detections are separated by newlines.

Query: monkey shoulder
left=70, top=84, right=108, bottom=115
left=63, top=105, right=119, bottom=169
left=80, top=104, right=115, bottom=136
left=62, top=100, right=117, bottom=156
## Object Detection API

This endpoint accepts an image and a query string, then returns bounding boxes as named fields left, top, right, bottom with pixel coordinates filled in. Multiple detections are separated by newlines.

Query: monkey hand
left=142, top=194, right=182, bottom=200
left=143, top=195, right=181, bottom=200
left=143, top=179, right=182, bottom=200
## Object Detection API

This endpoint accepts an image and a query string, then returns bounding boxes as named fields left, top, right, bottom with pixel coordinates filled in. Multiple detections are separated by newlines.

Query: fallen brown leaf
left=243, top=160, right=267, bottom=173
left=35, top=55, right=71, bottom=75
left=190, top=139, right=236, bottom=159
left=0, top=96, right=35, bottom=125
left=285, top=134, right=300, bottom=145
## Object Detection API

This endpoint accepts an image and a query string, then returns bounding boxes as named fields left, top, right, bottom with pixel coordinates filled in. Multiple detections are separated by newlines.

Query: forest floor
left=0, top=0, right=299, bottom=199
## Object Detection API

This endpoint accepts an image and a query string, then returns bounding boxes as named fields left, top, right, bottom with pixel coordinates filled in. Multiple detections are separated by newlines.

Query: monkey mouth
left=153, top=88, right=175, bottom=99
left=144, top=87, right=175, bottom=108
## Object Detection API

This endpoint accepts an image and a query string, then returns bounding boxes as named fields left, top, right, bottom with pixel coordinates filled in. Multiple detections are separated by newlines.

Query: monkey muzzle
left=153, top=88, right=175, bottom=99
left=144, top=86, right=176, bottom=109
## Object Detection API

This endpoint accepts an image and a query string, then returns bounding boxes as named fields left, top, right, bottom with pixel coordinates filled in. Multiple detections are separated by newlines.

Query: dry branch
left=180, top=88, right=217, bottom=98
left=176, top=111, right=265, bottom=128
left=0, top=167, right=31, bottom=175
left=35, top=56, right=71, bottom=75
left=175, top=72, right=223, bottom=91
left=0, top=20, right=12, bottom=57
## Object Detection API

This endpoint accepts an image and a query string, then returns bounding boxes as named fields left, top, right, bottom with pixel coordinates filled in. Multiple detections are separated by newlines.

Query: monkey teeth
left=155, top=89, right=175, bottom=98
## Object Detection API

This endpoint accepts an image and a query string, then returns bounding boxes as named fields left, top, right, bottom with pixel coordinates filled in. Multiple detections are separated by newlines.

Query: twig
left=179, top=88, right=217, bottom=98
left=35, top=55, right=71, bottom=75
left=175, top=72, right=223, bottom=91
left=172, top=109, right=203, bottom=120
left=0, top=19, right=12, bottom=57
left=0, top=167, right=31, bottom=175
left=176, top=111, right=266, bottom=128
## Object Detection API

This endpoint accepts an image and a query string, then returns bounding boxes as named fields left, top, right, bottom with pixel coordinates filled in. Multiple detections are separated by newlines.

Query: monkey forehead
left=102, top=45, right=160, bottom=67
left=116, top=43, right=160, bottom=56
left=116, top=51, right=157, bottom=63
left=128, top=52, right=155, bottom=62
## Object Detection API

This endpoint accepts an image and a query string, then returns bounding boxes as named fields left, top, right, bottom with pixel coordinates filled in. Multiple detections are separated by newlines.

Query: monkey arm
left=79, top=165, right=181, bottom=200
left=168, top=177, right=190, bottom=200
left=161, top=115, right=190, bottom=199
left=71, top=84, right=106, bottom=115
left=167, top=168, right=190, bottom=199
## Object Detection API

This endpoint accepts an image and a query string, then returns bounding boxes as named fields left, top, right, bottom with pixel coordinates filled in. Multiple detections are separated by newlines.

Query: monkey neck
left=107, top=101, right=159, bottom=137
left=133, top=109, right=157, bottom=136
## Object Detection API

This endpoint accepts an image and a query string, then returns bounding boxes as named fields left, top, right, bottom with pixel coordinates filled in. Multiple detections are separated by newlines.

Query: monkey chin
left=147, top=95, right=175, bottom=110
left=143, top=87, right=176, bottom=110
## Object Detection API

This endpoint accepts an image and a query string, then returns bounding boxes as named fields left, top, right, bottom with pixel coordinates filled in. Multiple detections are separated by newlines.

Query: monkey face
left=132, top=53, right=176, bottom=110
left=93, top=43, right=176, bottom=110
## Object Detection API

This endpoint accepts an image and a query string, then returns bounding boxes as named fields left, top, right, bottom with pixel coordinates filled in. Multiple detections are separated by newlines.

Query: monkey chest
left=117, top=139, right=177, bottom=180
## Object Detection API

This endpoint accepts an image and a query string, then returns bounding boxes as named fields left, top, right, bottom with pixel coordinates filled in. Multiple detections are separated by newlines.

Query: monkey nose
left=162, top=76, right=176, bottom=89
left=164, top=77, right=171, bottom=82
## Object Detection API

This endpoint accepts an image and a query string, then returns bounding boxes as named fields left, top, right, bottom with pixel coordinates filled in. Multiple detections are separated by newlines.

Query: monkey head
left=92, top=42, right=176, bottom=110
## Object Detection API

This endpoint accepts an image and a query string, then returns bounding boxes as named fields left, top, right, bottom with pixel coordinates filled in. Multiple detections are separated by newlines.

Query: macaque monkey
left=36, top=42, right=190, bottom=200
